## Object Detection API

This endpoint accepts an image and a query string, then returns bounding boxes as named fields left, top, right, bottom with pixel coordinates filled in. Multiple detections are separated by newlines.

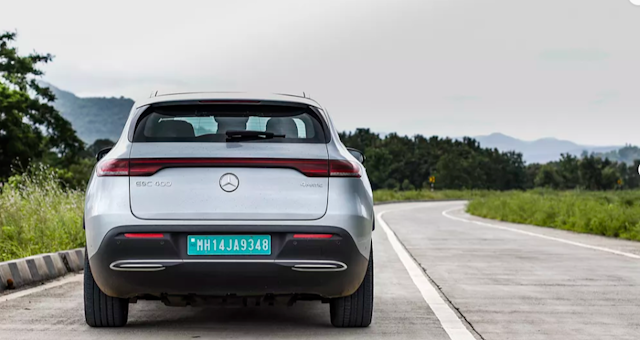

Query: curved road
left=2, top=201, right=640, bottom=340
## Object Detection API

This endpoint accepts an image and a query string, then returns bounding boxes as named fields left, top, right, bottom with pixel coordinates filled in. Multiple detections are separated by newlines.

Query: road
left=2, top=201, right=640, bottom=340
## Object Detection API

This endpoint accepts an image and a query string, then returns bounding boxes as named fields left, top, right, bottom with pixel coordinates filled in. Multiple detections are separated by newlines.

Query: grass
left=373, top=189, right=493, bottom=203
left=0, top=165, right=85, bottom=262
left=466, top=189, right=640, bottom=241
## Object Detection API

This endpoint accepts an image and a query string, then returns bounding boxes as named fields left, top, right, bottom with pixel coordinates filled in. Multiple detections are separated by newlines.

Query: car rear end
left=83, top=94, right=374, bottom=327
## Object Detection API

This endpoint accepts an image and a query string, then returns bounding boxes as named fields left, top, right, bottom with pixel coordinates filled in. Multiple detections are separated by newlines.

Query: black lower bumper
left=89, top=225, right=369, bottom=299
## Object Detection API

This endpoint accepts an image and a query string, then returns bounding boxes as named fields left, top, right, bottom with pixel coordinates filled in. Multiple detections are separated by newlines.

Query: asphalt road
left=2, top=201, right=640, bottom=340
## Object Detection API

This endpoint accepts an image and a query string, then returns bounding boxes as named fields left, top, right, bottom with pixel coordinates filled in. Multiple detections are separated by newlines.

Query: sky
left=1, top=0, right=639, bottom=146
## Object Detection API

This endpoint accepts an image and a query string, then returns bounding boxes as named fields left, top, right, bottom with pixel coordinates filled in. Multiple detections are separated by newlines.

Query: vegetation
left=467, top=190, right=640, bottom=241
left=594, top=145, right=640, bottom=165
left=373, top=189, right=492, bottom=203
left=0, top=32, right=118, bottom=190
left=341, top=129, right=527, bottom=191
left=341, top=129, right=640, bottom=192
left=0, top=32, right=85, bottom=183
left=0, top=165, right=85, bottom=262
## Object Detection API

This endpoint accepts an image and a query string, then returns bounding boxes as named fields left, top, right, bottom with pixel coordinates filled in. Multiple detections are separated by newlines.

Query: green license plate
left=187, top=235, right=271, bottom=255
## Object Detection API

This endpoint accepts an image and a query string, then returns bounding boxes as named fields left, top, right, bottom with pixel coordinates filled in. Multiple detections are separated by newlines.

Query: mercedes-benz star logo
left=219, top=173, right=239, bottom=192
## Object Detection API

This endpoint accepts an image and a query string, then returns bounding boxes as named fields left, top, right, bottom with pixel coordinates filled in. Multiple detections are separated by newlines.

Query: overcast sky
left=1, top=0, right=639, bottom=146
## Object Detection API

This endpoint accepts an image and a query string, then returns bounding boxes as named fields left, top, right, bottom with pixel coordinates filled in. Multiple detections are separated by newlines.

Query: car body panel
left=128, top=143, right=330, bottom=220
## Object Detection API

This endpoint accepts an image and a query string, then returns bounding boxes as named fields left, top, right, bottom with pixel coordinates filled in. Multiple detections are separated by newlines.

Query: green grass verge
left=0, top=167, right=85, bottom=262
left=466, top=189, right=640, bottom=241
left=373, top=189, right=493, bottom=203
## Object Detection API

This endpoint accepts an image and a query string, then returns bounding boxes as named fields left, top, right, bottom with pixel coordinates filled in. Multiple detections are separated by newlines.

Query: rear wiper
left=225, top=130, right=285, bottom=142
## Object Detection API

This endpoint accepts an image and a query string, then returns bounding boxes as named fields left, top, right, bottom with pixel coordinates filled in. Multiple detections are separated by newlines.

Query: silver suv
left=83, top=93, right=374, bottom=328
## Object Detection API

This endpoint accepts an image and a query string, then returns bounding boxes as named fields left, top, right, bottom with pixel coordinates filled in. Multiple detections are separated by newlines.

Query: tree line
left=340, top=129, right=640, bottom=191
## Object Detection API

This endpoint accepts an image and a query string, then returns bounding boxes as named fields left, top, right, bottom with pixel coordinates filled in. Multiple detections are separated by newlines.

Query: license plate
left=187, top=235, right=271, bottom=255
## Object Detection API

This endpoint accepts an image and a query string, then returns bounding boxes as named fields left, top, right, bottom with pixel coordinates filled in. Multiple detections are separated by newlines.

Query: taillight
left=97, top=159, right=129, bottom=176
left=97, top=158, right=361, bottom=178
left=329, top=160, right=361, bottom=178
left=128, top=158, right=330, bottom=177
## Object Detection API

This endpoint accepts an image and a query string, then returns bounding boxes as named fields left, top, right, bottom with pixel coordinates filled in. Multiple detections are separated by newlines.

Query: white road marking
left=442, top=207, right=640, bottom=260
left=377, top=209, right=477, bottom=340
left=0, top=273, right=83, bottom=303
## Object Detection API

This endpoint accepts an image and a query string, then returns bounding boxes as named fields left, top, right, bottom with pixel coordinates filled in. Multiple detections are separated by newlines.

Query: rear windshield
left=132, top=104, right=327, bottom=143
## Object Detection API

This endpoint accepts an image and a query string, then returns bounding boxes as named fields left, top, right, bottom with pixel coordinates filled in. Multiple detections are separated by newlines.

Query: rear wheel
left=84, top=251, right=129, bottom=327
left=330, top=247, right=374, bottom=327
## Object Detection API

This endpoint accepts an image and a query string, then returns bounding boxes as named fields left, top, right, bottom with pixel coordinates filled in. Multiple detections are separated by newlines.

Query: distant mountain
left=45, top=83, right=133, bottom=144
left=472, top=133, right=621, bottom=164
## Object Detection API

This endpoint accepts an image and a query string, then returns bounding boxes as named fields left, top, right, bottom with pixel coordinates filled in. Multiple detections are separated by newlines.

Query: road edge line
left=442, top=208, right=640, bottom=260
left=377, top=208, right=477, bottom=340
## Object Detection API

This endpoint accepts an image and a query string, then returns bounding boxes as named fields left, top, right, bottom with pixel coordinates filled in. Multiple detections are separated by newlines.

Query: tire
left=330, top=247, right=374, bottom=327
left=84, top=251, right=129, bottom=327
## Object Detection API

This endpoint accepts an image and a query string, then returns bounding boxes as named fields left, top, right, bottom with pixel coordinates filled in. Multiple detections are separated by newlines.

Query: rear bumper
left=89, top=225, right=370, bottom=299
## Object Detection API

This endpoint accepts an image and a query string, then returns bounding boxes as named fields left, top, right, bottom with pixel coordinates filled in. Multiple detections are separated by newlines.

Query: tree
left=578, top=155, right=604, bottom=190
left=85, top=138, right=116, bottom=158
left=0, top=31, right=84, bottom=181
left=557, top=153, right=580, bottom=189
left=534, top=164, right=563, bottom=188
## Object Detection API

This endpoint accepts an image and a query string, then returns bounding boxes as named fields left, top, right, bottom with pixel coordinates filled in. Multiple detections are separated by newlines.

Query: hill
left=45, top=83, right=133, bottom=144
left=472, top=133, right=621, bottom=164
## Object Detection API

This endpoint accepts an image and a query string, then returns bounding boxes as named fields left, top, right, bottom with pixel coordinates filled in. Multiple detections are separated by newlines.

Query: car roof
left=135, top=92, right=322, bottom=109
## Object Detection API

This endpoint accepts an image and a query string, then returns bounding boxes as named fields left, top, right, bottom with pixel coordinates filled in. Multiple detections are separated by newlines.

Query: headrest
left=215, top=117, right=249, bottom=134
left=266, top=117, right=298, bottom=138
left=151, top=120, right=195, bottom=138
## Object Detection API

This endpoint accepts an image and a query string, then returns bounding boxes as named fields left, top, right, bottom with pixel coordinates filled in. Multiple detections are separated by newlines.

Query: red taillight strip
left=128, top=158, right=330, bottom=177
left=124, top=233, right=164, bottom=238
left=98, top=158, right=360, bottom=178
left=97, top=159, right=130, bottom=177
left=329, top=160, right=361, bottom=178
left=293, top=234, right=333, bottom=239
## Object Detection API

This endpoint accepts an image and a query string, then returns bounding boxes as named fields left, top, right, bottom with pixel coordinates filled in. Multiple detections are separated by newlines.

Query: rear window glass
left=132, top=104, right=326, bottom=143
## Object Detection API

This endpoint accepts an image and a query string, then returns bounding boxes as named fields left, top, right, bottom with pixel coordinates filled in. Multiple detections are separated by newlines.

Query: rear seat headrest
left=151, top=120, right=195, bottom=138
left=266, top=117, right=298, bottom=138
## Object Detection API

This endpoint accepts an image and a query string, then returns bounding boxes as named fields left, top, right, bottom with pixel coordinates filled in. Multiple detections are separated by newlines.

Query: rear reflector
left=293, top=234, right=333, bottom=239
left=124, top=233, right=164, bottom=238
left=97, top=158, right=360, bottom=178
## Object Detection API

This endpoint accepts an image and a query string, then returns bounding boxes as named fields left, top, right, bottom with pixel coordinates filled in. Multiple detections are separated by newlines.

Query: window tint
left=133, top=104, right=323, bottom=143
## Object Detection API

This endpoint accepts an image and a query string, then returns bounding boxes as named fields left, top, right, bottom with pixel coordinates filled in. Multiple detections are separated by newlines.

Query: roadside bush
left=0, top=164, right=85, bottom=261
